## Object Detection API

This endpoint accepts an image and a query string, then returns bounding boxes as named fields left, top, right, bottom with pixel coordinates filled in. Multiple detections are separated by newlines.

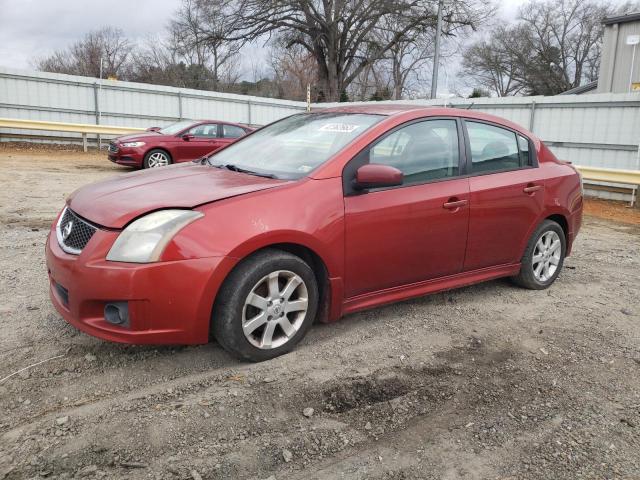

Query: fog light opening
left=104, top=302, right=129, bottom=327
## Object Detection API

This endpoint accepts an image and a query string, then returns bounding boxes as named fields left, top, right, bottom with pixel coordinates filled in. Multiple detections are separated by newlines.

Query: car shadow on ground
left=44, top=276, right=518, bottom=371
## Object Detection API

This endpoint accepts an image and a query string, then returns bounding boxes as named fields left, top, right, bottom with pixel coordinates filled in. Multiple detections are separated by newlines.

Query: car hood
left=68, top=163, right=287, bottom=228
left=114, top=131, right=162, bottom=142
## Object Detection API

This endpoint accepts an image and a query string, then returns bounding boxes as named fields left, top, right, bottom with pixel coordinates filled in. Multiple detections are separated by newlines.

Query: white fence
left=1, top=67, right=639, bottom=200
left=0, top=67, right=307, bottom=141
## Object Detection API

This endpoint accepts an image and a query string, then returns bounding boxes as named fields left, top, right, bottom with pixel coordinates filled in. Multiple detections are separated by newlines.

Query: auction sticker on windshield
left=319, top=123, right=360, bottom=133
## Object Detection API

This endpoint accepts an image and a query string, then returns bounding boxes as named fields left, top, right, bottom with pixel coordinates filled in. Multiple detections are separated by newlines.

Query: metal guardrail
left=0, top=117, right=144, bottom=151
left=575, top=165, right=640, bottom=184
left=575, top=165, right=640, bottom=207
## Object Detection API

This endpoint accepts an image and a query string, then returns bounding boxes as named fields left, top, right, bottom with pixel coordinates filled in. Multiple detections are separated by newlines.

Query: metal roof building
left=597, top=12, right=640, bottom=93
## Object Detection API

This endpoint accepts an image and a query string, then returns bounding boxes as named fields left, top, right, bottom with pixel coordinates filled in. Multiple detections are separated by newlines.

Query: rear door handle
left=443, top=199, right=468, bottom=210
left=523, top=184, right=542, bottom=194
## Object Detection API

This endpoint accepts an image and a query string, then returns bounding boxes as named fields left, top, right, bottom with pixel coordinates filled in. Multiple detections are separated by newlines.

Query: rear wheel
left=143, top=149, right=172, bottom=168
left=511, top=219, right=566, bottom=290
left=212, top=249, right=319, bottom=362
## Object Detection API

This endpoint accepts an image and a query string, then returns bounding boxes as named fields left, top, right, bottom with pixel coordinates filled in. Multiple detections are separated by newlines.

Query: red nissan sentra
left=108, top=120, right=253, bottom=168
left=46, top=105, right=583, bottom=361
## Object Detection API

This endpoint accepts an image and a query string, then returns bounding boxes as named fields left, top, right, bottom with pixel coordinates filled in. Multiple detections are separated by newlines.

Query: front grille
left=108, top=142, right=119, bottom=153
left=56, top=207, right=98, bottom=254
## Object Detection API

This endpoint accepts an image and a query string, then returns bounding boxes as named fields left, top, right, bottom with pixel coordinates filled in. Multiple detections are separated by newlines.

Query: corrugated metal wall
left=0, top=67, right=307, bottom=141
left=1, top=67, right=639, bottom=199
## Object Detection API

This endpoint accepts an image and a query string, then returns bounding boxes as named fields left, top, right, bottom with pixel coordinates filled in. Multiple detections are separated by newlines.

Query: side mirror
left=182, top=133, right=195, bottom=141
left=146, top=127, right=161, bottom=132
left=354, top=164, right=403, bottom=190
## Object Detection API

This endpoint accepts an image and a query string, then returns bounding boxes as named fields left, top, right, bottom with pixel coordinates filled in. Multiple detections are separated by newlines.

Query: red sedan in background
left=108, top=120, right=253, bottom=168
left=47, top=105, right=583, bottom=361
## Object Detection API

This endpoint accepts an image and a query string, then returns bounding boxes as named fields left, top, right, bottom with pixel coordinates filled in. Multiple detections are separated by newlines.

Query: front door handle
left=523, top=184, right=542, bottom=194
left=443, top=199, right=468, bottom=210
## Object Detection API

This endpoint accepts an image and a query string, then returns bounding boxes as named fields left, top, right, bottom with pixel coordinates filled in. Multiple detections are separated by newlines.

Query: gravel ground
left=0, top=146, right=639, bottom=480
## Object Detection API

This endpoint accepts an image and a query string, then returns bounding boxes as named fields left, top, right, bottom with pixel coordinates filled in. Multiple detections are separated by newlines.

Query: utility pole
left=98, top=57, right=103, bottom=150
left=430, top=0, right=444, bottom=100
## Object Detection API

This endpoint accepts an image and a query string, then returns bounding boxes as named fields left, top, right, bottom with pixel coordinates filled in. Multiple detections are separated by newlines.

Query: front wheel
left=143, top=149, right=172, bottom=168
left=511, top=219, right=566, bottom=290
left=212, top=249, right=319, bottom=362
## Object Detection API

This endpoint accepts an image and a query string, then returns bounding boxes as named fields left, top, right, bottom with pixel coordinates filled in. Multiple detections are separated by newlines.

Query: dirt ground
left=0, top=145, right=639, bottom=480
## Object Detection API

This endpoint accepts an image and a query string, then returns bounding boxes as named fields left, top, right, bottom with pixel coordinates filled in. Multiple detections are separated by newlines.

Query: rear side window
left=222, top=124, right=246, bottom=138
left=466, top=121, right=520, bottom=173
left=369, top=119, right=459, bottom=185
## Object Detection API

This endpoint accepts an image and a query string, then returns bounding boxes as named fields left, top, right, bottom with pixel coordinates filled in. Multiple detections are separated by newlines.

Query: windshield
left=207, top=113, right=383, bottom=179
left=159, top=120, right=198, bottom=135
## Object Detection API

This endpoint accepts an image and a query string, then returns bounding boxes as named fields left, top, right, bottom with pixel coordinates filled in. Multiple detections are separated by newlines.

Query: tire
left=143, top=149, right=172, bottom=168
left=212, top=249, right=319, bottom=362
left=511, top=219, right=566, bottom=290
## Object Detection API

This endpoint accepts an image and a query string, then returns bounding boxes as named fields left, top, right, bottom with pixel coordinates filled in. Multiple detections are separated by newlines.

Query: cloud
left=0, top=0, right=178, bottom=69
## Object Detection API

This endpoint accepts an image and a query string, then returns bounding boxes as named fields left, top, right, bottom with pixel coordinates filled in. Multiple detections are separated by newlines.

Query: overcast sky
left=0, top=0, right=530, bottom=74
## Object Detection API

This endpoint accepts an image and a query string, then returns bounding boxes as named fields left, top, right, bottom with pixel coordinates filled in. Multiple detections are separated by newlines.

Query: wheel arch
left=209, top=241, right=335, bottom=340
left=545, top=213, right=568, bottom=241
left=516, top=209, right=570, bottom=263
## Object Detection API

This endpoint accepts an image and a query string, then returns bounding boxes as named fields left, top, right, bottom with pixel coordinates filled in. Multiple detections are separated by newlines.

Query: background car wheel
left=143, top=149, right=172, bottom=168
left=212, top=249, right=319, bottom=362
left=511, top=219, right=566, bottom=290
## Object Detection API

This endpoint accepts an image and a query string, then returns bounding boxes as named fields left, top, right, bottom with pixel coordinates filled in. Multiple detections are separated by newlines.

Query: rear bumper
left=45, top=228, right=230, bottom=345
left=566, top=196, right=583, bottom=256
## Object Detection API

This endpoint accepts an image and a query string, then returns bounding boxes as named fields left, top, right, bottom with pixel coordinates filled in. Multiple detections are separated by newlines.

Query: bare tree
left=36, top=27, right=131, bottom=79
left=367, top=15, right=437, bottom=100
left=170, top=0, right=241, bottom=87
left=129, top=32, right=241, bottom=91
left=270, top=43, right=318, bottom=100
left=348, top=62, right=391, bottom=101
left=462, top=0, right=640, bottom=96
left=517, top=0, right=611, bottom=94
left=128, top=39, right=212, bottom=89
left=461, top=26, right=526, bottom=96
left=219, top=0, right=492, bottom=101
left=126, top=0, right=242, bottom=90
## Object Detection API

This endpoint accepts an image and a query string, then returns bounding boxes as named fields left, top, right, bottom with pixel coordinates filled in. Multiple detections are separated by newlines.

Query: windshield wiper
left=215, top=163, right=276, bottom=179
left=193, top=155, right=210, bottom=165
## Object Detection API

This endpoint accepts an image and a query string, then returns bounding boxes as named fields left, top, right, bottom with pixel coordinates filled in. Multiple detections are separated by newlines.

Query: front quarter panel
left=162, top=177, right=346, bottom=279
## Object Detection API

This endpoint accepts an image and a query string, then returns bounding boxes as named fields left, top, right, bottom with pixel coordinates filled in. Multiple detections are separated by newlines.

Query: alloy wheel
left=147, top=152, right=169, bottom=167
left=242, top=270, right=309, bottom=349
left=532, top=230, right=561, bottom=282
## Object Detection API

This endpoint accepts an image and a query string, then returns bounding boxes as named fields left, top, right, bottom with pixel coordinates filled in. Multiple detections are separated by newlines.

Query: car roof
left=317, top=103, right=533, bottom=136
left=316, top=104, right=430, bottom=116
left=194, top=120, right=249, bottom=127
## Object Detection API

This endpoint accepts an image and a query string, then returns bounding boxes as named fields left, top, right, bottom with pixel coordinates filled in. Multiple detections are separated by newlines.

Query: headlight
left=106, top=210, right=203, bottom=263
left=121, top=141, right=146, bottom=148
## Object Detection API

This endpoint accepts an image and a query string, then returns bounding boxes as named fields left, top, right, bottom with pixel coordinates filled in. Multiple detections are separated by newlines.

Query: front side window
left=466, top=121, right=520, bottom=173
left=188, top=123, right=218, bottom=138
left=208, top=113, right=383, bottom=179
left=369, top=119, right=460, bottom=185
